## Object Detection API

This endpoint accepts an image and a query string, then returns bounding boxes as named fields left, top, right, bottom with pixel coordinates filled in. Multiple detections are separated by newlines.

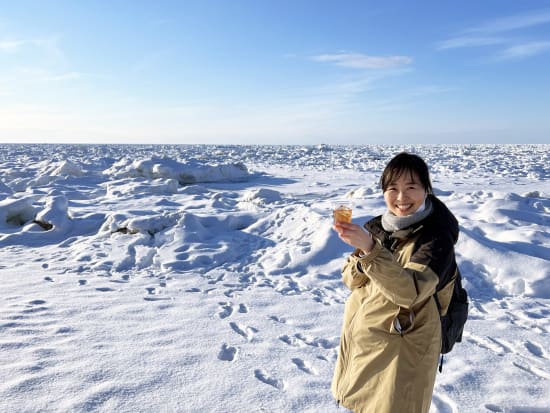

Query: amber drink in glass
left=333, top=201, right=353, bottom=223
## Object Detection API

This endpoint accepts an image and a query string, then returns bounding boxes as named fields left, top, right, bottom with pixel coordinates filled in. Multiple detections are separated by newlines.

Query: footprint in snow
left=486, top=336, right=513, bottom=353
left=143, top=296, right=171, bottom=302
left=218, top=302, right=233, bottom=319
left=292, top=358, right=317, bottom=375
left=524, top=341, right=546, bottom=358
left=276, top=279, right=303, bottom=296
left=274, top=252, right=291, bottom=269
left=218, top=343, right=237, bottom=362
left=142, top=287, right=170, bottom=301
left=512, top=361, right=550, bottom=380
left=22, top=302, right=48, bottom=314
left=229, top=322, right=258, bottom=341
left=430, top=394, right=456, bottom=413
left=223, top=289, right=235, bottom=298
left=268, top=315, right=286, bottom=324
left=486, top=404, right=550, bottom=413
left=55, top=326, right=75, bottom=334
left=299, top=244, right=311, bottom=254
left=279, top=334, right=303, bottom=347
left=279, top=333, right=339, bottom=349
left=207, top=273, right=225, bottom=285
left=254, top=369, right=284, bottom=390
left=238, top=272, right=256, bottom=286
left=109, top=278, right=129, bottom=284
left=466, top=335, right=511, bottom=356
left=295, top=333, right=339, bottom=349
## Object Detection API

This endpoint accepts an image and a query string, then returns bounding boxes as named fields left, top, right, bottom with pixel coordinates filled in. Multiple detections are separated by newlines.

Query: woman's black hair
left=380, top=152, right=433, bottom=194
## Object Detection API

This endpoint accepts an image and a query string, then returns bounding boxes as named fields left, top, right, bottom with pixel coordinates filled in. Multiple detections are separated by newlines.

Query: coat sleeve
left=341, top=250, right=369, bottom=291
left=356, top=233, right=454, bottom=309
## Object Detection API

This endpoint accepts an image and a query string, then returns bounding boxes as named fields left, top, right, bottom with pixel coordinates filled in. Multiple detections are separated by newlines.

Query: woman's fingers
left=333, top=222, right=355, bottom=232
left=334, top=223, right=362, bottom=245
left=333, top=222, right=374, bottom=252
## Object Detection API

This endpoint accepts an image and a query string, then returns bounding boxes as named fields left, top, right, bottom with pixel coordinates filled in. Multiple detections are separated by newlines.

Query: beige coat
left=332, top=197, right=459, bottom=413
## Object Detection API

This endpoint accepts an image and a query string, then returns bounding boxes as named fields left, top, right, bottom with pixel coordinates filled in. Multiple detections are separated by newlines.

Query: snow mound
left=104, top=157, right=252, bottom=184
left=23, top=160, right=87, bottom=189
left=242, top=188, right=283, bottom=204
left=102, top=211, right=184, bottom=235
left=51, top=160, right=85, bottom=177
left=34, top=195, right=72, bottom=232
left=345, top=186, right=375, bottom=198
left=106, top=178, right=179, bottom=197
left=0, top=197, right=36, bottom=228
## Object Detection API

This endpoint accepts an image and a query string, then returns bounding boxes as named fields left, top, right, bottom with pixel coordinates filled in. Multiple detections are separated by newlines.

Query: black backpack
left=434, top=269, right=469, bottom=371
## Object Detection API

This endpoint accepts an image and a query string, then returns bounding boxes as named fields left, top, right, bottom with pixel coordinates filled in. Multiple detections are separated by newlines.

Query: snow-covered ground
left=0, top=144, right=549, bottom=413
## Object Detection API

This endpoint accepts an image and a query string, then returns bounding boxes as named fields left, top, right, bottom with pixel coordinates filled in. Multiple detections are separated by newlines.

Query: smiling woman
left=383, top=176, right=427, bottom=216
left=332, top=152, right=462, bottom=413
left=381, top=152, right=433, bottom=217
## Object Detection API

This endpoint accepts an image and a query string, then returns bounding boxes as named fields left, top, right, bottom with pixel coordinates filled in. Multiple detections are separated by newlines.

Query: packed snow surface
left=0, top=144, right=549, bottom=413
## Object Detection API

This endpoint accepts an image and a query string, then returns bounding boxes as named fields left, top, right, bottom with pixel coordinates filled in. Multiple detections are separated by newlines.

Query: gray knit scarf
left=381, top=197, right=433, bottom=232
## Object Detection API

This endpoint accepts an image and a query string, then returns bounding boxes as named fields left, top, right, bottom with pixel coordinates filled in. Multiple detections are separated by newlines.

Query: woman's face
left=383, top=171, right=427, bottom=216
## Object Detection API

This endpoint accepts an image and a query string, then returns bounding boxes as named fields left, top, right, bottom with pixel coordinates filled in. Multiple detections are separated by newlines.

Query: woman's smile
left=395, top=203, right=414, bottom=213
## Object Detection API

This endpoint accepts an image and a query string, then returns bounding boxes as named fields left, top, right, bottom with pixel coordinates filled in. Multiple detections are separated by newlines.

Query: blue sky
left=1, top=0, right=549, bottom=144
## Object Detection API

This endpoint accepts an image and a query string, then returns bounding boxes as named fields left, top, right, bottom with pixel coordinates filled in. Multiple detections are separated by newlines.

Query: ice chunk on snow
left=51, top=160, right=84, bottom=177
left=104, top=157, right=252, bottom=184
left=345, top=186, right=375, bottom=198
left=0, top=197, right=36, bottom=228
left=102, top=211, right=184, bottom=235
left=242, top=188, right=283, bottom=204
left=23, top=160, right=86, bottom=189
left=34, top=195, right=72, bottom=231
left=106, top=178, right=179, bottom=197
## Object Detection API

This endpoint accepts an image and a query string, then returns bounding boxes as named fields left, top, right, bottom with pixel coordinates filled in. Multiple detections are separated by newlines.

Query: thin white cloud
left=437, top=36, right=506, bottom=50
left=17, top=67, right=85, bottom=82
left=45, top=71, right=85, bottom=81
left=466, top=8, right=550, bottom=34
left=312, top=52, right=412, bottom=69
left=0, top=39, right=25, bottom=52
left=438, top=8, right=550, bottom=61
left=498, top=41, right=550, bottom=60
left=0, top=35, right=65, bottom=63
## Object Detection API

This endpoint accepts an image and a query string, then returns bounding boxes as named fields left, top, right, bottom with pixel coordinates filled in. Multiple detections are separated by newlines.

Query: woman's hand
left=333, top=222, right=374, bottom=254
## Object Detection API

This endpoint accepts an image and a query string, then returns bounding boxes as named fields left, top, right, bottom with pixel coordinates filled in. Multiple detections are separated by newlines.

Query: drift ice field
left=0, top=144, right=549, bottom=413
